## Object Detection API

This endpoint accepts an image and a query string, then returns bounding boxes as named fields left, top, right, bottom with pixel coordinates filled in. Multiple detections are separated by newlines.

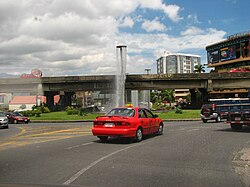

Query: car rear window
left=106, top=108, right=135, bottom=117
left=0, top=112, right=5, bottom=117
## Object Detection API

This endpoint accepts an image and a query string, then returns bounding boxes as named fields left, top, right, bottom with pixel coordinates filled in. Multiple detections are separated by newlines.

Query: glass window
left=138, top=109, right=147, bottom=118
left=144, top=109, right=154, bottom=118
left=107, top=108, right=135, bottom=117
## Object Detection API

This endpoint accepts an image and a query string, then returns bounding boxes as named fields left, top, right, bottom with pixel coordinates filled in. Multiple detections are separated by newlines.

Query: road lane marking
left=63, top=141, right=149, bottom=185
left=65, top=142, right=94, bottom=150
left=0, top=125, right=93, bottom=151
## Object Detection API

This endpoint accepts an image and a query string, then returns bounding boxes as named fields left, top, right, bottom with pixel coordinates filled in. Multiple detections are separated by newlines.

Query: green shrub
left=65, top=106, right=74, bottom=111
left=79, top=108, right=87, bottom=116
left=66, top=109, right=79, bottom=115
left=34, top=108, right=42, bottom=117
left=21, top=110, right=35, bottom=117
left=175, top=107, right=183, bottom=114
left=42, top=107, right=50, bottom=113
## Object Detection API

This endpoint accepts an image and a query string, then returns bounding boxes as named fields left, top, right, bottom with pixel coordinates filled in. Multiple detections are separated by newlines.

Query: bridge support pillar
left=190, top=89, right=197, bottom=108
left=59, top=92, right=75, bottom=109
left=44, top=91, right=57, bottom=111
left=199, top=88, right=209, bottom=103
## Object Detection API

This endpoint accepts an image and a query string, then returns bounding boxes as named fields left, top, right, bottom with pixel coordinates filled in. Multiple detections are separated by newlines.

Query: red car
left=92, top=107, right=164, bottom=142
left=5, top=112, right=30, bottom=124
left=229, top=68, right=250, bottom=72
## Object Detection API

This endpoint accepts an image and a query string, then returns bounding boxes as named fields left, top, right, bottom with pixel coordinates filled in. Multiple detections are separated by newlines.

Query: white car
left=0, top=112, right=8, bottom=129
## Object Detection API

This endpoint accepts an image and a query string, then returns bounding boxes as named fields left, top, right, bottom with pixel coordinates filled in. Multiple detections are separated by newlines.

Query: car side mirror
left=154, top=114, right=158, bottom=118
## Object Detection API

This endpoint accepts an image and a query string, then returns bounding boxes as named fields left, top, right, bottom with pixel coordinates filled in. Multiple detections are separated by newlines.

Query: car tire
left=98, top=136, right=108, bottom=141
left=135, top=127, right=143, bottom=142
left=202, top=119, right=207, bottom=123
left=13, top=120, right=18, bottom=124
left=230, top=124, right=242, bottom=131
left=25, top=122, right=29, bottom=124
left=157, top=123, right=164, bottom=135
left=4, top=125, right=8, bottom=129
left=216, top=115, right=221, bottom=123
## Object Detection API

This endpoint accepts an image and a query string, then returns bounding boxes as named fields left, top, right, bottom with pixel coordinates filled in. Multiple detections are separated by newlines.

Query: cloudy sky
left=0, top=0, right=249, bottom=77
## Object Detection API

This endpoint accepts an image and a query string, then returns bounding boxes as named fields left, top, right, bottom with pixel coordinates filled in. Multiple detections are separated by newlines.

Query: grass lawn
left=156, top=109, right=200, bottom=119
left=30, top=111, right=102, bottom=121
left=30, top=109, right=200, bottom=121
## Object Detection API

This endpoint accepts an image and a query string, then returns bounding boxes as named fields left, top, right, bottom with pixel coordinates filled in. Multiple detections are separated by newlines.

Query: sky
left=0, top=0, right=249, bottom=77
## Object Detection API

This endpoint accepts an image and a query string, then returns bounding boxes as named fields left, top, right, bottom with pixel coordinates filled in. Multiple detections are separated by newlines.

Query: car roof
left=113, top=107, right=149, bottom=110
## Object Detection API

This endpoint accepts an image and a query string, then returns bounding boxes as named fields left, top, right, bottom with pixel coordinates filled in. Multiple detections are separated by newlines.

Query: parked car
left=5, top=112, right=30, bottom=124
left=229, top=68, right=250, bottom=72
left=0, top=112, right=8, bottom=128
left=200, top=103, right=221, bottom=123
left=92, top=107, right=164, bottom=142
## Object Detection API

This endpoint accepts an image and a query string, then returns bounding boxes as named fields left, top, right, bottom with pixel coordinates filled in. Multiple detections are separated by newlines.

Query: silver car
left=0, top=112, right=8, bottom=128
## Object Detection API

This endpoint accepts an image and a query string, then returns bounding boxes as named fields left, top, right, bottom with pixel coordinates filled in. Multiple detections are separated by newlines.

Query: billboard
left=207, top=50, right=219, bottom=64
left=20, top=69, right=42, bottom=78
left=220, top=46, right=236, bottom=62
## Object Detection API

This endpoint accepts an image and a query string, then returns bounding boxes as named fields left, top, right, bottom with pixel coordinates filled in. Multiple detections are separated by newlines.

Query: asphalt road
left=0, top=121, right=250, bottom=187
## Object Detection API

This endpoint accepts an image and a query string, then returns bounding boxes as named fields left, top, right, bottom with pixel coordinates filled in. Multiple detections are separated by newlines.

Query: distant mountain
left=0, top=73, right=18, bottom=78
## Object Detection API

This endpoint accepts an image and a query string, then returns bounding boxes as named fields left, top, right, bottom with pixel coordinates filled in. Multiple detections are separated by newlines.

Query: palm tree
left=194, top=64, right=205, bottom=73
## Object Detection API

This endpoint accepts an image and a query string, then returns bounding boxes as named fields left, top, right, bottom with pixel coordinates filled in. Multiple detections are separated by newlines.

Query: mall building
left=206, top=31, right=250, bottom=72
left=206, top=31, right=250, bottom=98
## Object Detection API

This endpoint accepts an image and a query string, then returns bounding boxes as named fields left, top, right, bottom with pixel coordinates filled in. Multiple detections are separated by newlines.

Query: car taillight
left=121, top=122, right=130, bottom=126
left=94, top=121, right=103, bottom=126
left=212, top=103, right=216, bottom=110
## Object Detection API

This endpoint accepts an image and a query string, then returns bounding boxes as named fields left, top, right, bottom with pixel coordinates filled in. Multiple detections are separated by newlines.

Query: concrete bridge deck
left=0, top=72, right=249, bottom=93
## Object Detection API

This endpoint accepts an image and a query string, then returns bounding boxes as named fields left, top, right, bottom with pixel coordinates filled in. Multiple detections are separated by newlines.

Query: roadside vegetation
left=27, top=89, right=200, bottom=121
left=29, top=109, right=200, bottom=121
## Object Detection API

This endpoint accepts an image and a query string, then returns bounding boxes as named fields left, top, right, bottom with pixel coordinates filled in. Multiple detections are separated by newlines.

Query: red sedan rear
left=92, top=107, right=164, bottom=142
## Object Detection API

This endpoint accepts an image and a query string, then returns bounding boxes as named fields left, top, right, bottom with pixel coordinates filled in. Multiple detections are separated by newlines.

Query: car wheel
left=4, top=125, right=8, bottom=129
left=98, top=136, right=108, bottom=141
left=25, top=122, right=29, bottom=124
left=216, top=115, right=221, bottom=123
left=202, top=119, right=207, bottom=123
left=13, top=120, right=18, bottom=124
left=230, top=124, right=242, bottom=131
left=157, top=123, right=163, bottom=135
left=135, top=127, right=143, bottom=142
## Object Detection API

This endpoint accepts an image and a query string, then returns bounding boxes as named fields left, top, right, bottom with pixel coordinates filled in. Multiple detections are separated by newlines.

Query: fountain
left=115, top=45, right=127, bottom=107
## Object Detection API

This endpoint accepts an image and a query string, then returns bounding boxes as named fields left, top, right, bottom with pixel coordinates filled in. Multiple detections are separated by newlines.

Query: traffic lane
left=0, top=124, right=21, bottom=139
left=0, top=122, right=92, bottom=140
left=0, top=121, right=249, bottom=186
left=73, top=121, right=248, bottom=187
left=0, top=122, right=93, bottom=151
left=0, top=128, right=150, bottom=185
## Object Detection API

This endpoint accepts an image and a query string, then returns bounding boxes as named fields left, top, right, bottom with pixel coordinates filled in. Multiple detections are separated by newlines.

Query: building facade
left=206, top=31, right=250, bottom=72
left=156, top=52, right=201, bottom=74
left=206, top=31, right=250, bottom=98
left=156, top=52, right=201, bottom=105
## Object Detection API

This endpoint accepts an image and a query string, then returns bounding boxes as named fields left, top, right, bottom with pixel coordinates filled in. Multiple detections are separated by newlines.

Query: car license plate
left=104, top=123, right=114, bottom=127
left=235, top=117, right=241, bottom=121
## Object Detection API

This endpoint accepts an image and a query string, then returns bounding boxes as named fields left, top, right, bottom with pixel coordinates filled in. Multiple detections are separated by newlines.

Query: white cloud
left=119, top=16, right=134, bottom=28
left=163, top=4, right=183, bottom=22
left=181, top=26, right=205, bottom=36
left=187, top=14, right=201, bottom=24
left=0, top=0, right=226, bottom=76
left=140, top=0, right=164, bottom=9
left=142, top=18, right=167, bottom=32
left=140, top=0, right=182, bottom=22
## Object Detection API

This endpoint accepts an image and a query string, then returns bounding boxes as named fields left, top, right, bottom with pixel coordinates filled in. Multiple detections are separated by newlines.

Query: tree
left=194, top=64, right=205, bottom=73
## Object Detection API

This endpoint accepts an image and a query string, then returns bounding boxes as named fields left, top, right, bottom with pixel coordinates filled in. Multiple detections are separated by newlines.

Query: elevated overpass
left=0, top=72, right=249, bottom=92
left=0, top=72, right=250, bottom=109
